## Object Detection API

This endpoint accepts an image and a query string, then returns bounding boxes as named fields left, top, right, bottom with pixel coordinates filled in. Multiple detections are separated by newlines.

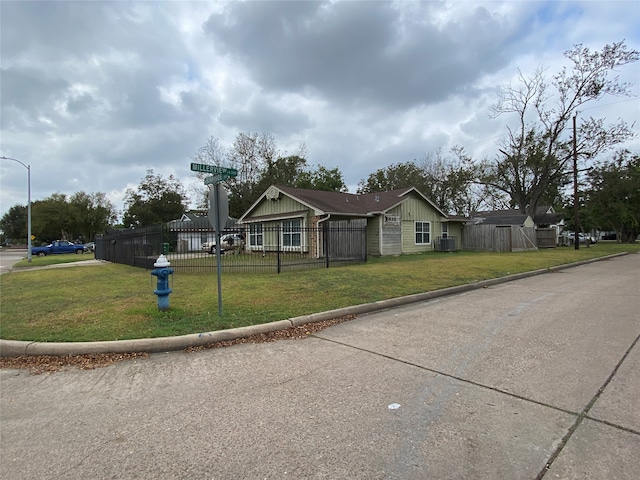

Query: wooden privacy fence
left=536, top=228, right=557, bottom=248
left=462, top=225, right=538, bottom=252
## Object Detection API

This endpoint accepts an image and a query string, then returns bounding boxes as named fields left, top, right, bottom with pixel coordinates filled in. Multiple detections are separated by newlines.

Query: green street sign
left=204, top=174, right=229, bottom=185
left=190, top=163, right=238, bottom=176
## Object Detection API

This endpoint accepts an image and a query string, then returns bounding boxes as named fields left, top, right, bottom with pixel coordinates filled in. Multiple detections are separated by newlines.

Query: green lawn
left=1, top=243, right=638, bottom=342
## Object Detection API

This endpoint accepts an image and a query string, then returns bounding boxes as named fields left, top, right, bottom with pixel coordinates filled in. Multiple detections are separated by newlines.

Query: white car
left=562, top=232, right=597, bottom=244
left=203, top=234, right=245, bottom=254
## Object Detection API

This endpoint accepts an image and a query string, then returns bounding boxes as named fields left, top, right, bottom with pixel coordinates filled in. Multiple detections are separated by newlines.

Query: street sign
left=190, top=163, right=238, bottom=176
left=208, top=185, right=229, bottom=230
left=208, top=183, right=229, bottom=316
left=204, top=174, right=228, bottom=185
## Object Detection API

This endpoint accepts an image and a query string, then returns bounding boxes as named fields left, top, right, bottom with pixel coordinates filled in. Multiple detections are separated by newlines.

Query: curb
left=0, top=253, right=628, bottom=357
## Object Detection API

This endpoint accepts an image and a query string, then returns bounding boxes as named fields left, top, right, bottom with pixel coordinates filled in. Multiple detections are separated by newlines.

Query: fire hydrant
left=151, top=254, right=174, bottom=311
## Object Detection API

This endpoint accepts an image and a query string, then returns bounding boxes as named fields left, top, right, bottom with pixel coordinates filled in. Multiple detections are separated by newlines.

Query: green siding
left=399, top=194, right=442, bottom=253
left=367, top=216, right=382, bottom=256
left=251, top=195, right=311, bottom=217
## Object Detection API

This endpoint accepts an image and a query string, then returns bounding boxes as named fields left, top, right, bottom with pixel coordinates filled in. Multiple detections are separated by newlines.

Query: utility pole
left=573, top=115, right=580, bottom=250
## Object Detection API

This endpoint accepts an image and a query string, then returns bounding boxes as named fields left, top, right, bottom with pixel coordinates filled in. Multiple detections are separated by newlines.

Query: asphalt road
left=0, top=248, right=26, bottom=274
left=1, top=254, right=639, bottom=479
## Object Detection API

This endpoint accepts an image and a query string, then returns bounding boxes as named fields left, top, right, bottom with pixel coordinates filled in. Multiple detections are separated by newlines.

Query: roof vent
left=266, top=187, right=280, bottom=201
left=375, top=195, right=380, bottom=202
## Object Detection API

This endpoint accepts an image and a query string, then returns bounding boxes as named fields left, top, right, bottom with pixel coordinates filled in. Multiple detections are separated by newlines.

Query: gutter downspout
left=317, top=214, right=331, bottom=259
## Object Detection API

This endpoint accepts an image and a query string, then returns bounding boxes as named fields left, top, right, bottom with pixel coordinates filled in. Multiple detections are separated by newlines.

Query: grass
left=15, top=251, right=95, bottom=267
left=1, top=242, right=638, bottom=342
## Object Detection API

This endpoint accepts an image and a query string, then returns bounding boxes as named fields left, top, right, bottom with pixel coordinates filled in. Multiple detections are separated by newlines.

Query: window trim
left=281, top=219, right=302, bottom=250
left=248, top=223, right=263, bottom=248
left=415, top=221, right=431, bottom=245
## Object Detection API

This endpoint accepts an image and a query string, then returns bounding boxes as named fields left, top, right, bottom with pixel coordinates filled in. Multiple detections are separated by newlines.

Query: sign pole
left=214, top=182, right=223, bottom=316
left=195, top=162, right=236, bottom=315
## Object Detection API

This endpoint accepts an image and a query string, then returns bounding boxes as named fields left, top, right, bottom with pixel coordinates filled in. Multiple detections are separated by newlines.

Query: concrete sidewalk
left=1, top=252, right=638, bottom=479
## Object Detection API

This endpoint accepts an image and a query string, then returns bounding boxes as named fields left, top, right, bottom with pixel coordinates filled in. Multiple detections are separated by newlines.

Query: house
left=466, top=208, right=554, bottom=252
left=471, top=206, right=560, bottom=229
left=166, top=212, right=237, bottom=252
left=238, top=185, right=465, bottom=256
left=470, top=206, right=563, bottom=248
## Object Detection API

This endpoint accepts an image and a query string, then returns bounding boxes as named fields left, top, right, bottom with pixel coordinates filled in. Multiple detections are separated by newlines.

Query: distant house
left=166, top=212, right=236, bottom=252
left=531, top=205, right=561, bottom=229
left=464, top=206, right=564, bottom=251
left=471, top=206, right=560, bottom=229
left=238, top=185, right=466, bottom=256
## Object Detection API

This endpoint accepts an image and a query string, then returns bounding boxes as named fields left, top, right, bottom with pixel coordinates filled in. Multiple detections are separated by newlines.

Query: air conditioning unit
left=439, top=237, right=456, bottom=252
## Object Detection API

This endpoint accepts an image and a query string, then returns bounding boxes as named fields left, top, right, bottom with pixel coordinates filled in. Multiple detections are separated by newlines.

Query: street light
left=1, top=156, right=32, bottom=262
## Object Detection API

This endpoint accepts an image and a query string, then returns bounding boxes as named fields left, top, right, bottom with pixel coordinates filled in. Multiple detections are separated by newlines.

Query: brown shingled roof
left=274, top=185, right=443, bottom=216
left=240, top=185, right=451, bottom=222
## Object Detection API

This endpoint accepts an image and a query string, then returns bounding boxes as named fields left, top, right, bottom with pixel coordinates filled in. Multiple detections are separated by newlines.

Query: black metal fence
left=96, top=222, right=367, bottom=273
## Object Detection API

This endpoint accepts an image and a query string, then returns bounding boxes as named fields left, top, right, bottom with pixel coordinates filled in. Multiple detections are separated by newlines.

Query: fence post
left=277, top=225, right=281, bottom=274
left=324, top=223, right=330, bottom=269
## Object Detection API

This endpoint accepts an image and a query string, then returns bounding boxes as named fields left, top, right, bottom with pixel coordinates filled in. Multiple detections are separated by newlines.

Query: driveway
left=1, top=254, right=638, bottom=479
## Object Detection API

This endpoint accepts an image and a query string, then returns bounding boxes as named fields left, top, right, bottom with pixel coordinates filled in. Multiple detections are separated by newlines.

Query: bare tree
left=190, top=136, right=228, bottom=209
left=479, top=41, right=638, bottom=215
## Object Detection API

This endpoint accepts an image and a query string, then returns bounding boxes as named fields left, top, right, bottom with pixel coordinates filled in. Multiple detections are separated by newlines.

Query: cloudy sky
left=1, top=0, right=639, bottom=220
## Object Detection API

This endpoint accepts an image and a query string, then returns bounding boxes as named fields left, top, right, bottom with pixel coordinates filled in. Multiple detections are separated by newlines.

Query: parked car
left=31, top=240, right=85, bottom=257
left=562, top=232, right=597, bottom=244
left=203, top=234, right=245, bottom=254
left=83, top=242, right=96, bottom=252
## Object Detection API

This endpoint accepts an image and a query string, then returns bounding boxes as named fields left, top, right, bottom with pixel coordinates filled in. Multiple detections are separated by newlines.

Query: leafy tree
left=191, top=133, right=345, bottom=218
left=258, top=155, right=309, bottom=192
left=296, top=165, right=347, bottom=192
left=31, top=193, right=74, bottom=243
left=69, top=191, right=117, bottom=242
left=255, top=156, right=347, bottom=193
left=358, top=150, right=479, bottom=215
left=585, top=150, right=640, bottom=242
left=358, top=162, right=425, bottom=193
left=477, top=41, right=638, bottom=216
left=0, top=204, right=27, bottom=243
left=122, top=170, right=188, bottom=227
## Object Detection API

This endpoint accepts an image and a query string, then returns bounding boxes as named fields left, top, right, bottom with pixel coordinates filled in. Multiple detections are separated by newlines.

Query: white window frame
left=385, top=214, right=400, bottom=225
left=415, top=221, right=431, bottom=245
left=441, top=223, right=448, bottom=238
left=282, top=219, right=302, bottom=250
left=248, top=223, right=263, bottom=248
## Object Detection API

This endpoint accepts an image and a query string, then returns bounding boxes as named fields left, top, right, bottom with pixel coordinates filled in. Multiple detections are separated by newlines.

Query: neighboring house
left=471, top=206, right=561, bottom=229
left=471, top=206, right=563, bottom=248
left=531, top=205, right=561, bottom=229
left=166, top=212, right=236, bottom=252
left=466, top=209, right=541, bottom=252
left=238, top=185, right=465, bottom=257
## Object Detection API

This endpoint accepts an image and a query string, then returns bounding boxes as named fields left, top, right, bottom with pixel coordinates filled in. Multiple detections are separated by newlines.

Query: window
left=385, top=214, right=400, bottom=225
left=249, top=223, right=263, bottom=247
left=415, top=221, right=430, bottom=245
left=441, top=223, right=448, bottom=238
left=282, top=219, right=302, bottom=248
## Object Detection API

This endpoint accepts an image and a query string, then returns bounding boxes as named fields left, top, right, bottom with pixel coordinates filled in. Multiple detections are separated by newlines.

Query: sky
left=1, top=0, right=639, bottom=221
